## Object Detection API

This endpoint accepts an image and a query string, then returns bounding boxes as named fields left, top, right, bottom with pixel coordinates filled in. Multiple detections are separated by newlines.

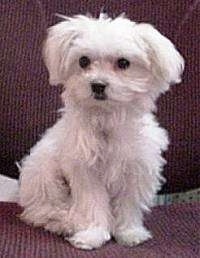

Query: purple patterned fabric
left=0, top=202, right=199, bottom=257
left=0, top=0, right=199, bottom=193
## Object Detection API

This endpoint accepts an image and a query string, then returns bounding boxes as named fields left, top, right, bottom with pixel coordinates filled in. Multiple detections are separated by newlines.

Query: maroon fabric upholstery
left=0, top=0, right=199, bottom=193
left=0, top=202, right=199, bottom=258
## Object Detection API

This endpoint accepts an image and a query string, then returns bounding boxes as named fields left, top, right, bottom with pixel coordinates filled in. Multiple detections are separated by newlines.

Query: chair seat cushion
left=0, top=202, right=199, bottom=257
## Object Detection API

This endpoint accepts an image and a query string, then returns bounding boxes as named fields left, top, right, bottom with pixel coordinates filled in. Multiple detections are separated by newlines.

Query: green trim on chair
left=156, top=188, right=200, bottom=205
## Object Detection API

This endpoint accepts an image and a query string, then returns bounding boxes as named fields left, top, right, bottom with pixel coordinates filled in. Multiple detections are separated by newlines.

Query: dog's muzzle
left=91, top=82, right=107, bottom=100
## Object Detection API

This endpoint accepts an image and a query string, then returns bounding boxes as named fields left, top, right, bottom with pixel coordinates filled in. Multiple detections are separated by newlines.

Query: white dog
left=19, top=14, right=184, bottom=250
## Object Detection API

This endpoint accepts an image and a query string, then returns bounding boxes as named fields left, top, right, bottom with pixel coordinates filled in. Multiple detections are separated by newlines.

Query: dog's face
left=43, top=14, right=184, bottom=111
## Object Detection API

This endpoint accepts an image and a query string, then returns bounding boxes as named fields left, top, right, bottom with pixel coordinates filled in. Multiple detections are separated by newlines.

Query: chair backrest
left=0, top=0, right=199, bottom=194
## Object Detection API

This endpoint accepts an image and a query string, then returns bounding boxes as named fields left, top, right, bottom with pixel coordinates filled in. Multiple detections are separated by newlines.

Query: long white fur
left=19, top=14, right=184, bottom=249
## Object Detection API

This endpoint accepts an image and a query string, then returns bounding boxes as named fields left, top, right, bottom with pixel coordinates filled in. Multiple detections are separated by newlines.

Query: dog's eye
left=79, top=56, right=91, bottom=69
left=117, top=58, right=130, bottom=69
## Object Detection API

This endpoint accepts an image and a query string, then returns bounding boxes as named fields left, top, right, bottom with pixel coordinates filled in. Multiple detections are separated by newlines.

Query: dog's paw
left=114, top=226, right=152, bottom=246
left=66, top=227, right=111, bottom=250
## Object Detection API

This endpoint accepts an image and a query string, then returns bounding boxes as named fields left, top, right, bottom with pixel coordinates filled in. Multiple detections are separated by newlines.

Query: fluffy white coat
left=19, top=14, right=184, bottom=249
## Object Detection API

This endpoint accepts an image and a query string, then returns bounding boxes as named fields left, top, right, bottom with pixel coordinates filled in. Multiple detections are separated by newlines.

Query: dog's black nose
left=91, top=83, right=107, bottom=94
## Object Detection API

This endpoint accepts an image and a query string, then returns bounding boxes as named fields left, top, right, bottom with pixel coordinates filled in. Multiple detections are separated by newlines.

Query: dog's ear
left=43, top=21, right=76, bottom=85
left=134, top=23, right=184, bottom=87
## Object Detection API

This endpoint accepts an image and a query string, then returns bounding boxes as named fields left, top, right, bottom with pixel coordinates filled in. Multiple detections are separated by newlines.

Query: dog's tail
left=0, top=174, right=19, bottom=202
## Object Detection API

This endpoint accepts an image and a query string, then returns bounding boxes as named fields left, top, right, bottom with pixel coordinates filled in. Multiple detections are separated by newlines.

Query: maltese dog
left=18, top=14, right=184, bottom=250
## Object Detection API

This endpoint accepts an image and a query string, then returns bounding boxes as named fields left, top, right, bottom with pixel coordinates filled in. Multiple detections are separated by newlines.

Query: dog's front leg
left=112, top=169, right=153, bottom=246
left=65, top=165, right=112, bottom=249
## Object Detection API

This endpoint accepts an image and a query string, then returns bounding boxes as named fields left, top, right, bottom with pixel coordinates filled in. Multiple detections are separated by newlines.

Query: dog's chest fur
left=61, top=106, right=140, bottom=195
left=78, top=107, right=137, bottom=174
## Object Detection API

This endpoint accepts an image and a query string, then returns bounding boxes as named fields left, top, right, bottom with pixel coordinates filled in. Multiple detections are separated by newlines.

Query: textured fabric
left=0, top=0, right=199, bottom=193
left=156, top=187, right=200, bottom=205
left=0, top=202, right=199, bottom=258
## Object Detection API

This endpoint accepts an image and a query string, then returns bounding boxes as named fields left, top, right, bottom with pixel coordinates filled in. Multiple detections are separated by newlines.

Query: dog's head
left=43, top=14, right=184, bottom=111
